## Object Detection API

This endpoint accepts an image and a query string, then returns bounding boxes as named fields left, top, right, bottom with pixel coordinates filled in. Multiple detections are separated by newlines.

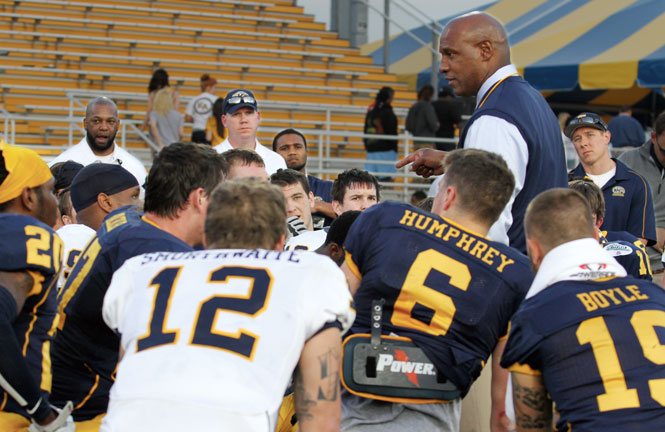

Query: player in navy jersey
left=0, top=142, right=75, bottom=431
left=50, top=142, right=227, bottom=428
left=502, top=188, right=665, bottom=431
left=341, top=149, right=533, bottom=431
left=569, top=178, right=652, bottom=280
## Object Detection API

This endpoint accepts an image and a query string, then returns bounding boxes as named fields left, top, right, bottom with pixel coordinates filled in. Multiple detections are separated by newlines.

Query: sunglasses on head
left=226, top=96, right=256, bottom=105
left=569, top=115, right=606, bottom=128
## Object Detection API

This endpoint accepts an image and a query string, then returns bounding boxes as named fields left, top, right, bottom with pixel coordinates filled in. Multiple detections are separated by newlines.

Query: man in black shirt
left=431, top=86, right=461, bottom=151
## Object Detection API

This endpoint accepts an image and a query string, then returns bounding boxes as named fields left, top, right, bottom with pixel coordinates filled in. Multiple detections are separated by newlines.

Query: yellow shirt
left=205, top=116, right=226, bottom=146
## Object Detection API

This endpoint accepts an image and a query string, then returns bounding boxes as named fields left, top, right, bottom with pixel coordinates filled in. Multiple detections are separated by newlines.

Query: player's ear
left=441, top=185, right=456, bottom=211
left=526, top=236, right=544, bottom=272
left=332, top=200, right=342, bottom=216
left=97, top=193, right=114, bottom=213
left=308, top=192, right=315, bottom=210
left=188, top=187, right=207, bottom=213
left=19, top=187, right=38, bottom=213
left=274, top=233, right=286, bottom=251
left=330, top=243, right=345, bottom=267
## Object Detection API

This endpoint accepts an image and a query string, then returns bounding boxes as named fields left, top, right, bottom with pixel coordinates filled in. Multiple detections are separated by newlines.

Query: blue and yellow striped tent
left=361, top=0, right=665, bottom=111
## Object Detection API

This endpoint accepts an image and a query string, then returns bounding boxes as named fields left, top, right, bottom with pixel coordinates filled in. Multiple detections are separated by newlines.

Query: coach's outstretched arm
left=395, top=148, right=448, bottom=178
left=293, top=326, right=342, bottom=432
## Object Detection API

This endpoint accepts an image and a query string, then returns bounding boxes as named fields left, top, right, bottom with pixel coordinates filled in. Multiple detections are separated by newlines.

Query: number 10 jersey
left=343, top=202, right=533, bottom=396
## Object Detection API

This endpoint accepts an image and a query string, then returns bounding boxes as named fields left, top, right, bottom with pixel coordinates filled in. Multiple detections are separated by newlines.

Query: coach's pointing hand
left=396, top=148, right=448, bottom=178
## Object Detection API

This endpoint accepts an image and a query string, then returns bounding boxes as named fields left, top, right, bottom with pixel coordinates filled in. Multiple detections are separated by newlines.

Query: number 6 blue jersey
left=501, top=278, right=665, bottom=431
left=0, top=214, right=63, bottom=419
left=343, top=202, right=533, bottom=395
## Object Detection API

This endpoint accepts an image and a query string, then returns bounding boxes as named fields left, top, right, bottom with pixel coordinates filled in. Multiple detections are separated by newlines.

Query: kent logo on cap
left=564, top=112, right=608, bottom=139
left=222, top=89, right=257, bottom=115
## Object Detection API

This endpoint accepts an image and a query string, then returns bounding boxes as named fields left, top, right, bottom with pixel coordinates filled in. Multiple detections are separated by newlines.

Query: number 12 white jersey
left=102, top=248, right=354, bottom=431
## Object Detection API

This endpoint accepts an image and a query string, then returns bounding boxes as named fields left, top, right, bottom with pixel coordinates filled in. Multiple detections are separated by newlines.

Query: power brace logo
left=376, top=350, right=436, bottom=386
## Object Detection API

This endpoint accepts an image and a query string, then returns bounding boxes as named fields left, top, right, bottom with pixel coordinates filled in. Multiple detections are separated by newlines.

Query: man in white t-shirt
left=567, top=112, right=656, bottom=247
left=48, top=97, right=148, bottom=198
left=185, top=74, right=218, bottom=144
left=101, top=179, right=354, bottom=432
left=213, top=89, right=286, bottom=175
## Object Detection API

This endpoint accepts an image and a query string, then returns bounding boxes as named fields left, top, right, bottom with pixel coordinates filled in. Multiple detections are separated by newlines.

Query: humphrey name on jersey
left=139, top=248, right=304, bottom=265
left=398, top=209, right=515, bottom=273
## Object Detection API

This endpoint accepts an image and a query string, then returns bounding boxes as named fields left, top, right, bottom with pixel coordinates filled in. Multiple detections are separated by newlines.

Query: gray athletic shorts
left=341, top=389, right=462, bottom=432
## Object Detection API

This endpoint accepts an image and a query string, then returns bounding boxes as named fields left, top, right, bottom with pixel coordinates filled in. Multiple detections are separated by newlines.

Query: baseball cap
left=70, top=163, right=138, bottom=212
left=564, top=112, right=608, bottom=139
left=51, top=160, right=84, bottom=191
left=0, top=140, right=53, bottom=204
left=222, top=89, right=257, bottom=115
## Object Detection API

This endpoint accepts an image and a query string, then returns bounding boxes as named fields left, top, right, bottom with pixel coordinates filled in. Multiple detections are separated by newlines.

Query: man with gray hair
left=49, top=97, right=147, bottom=196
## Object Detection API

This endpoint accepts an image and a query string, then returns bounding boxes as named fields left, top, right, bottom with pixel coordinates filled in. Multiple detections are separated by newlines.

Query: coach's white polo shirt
left=49, top=138, right=148, bottom=197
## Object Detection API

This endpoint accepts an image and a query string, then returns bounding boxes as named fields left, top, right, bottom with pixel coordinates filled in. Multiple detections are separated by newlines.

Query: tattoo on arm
left=317, top=347, right=340, bottom=401
left=513, top=379, right=552, bottom=430
left=293, top=368, right=316, bottom=422
left=295, top=343, right=342, bottom=423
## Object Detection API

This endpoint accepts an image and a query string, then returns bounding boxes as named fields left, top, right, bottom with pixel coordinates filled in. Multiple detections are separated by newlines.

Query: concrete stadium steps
left=0, top=16, right=357, bottom=56
left=0, top=0, right=417, bottom=169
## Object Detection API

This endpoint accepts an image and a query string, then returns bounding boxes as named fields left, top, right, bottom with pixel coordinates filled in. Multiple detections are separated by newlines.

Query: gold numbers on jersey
left=576, top=309, right=665, bottom=411
left=25, top=225, right=63, bottom=273
left=576, top=317, right=639, bottom=411
left=391, top=249, right=471, bottom=336
left=631, top=310, right=665, bottom=405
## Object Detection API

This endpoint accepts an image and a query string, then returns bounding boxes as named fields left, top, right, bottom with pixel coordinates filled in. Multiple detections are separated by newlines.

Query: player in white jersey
left=55, top=223, right=95, bottom=290
left=101, top=179, right=354, bottom=432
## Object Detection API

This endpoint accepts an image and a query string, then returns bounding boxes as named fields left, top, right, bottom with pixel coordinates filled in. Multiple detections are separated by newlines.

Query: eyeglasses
left=226, top=96, right=256, bottom=105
